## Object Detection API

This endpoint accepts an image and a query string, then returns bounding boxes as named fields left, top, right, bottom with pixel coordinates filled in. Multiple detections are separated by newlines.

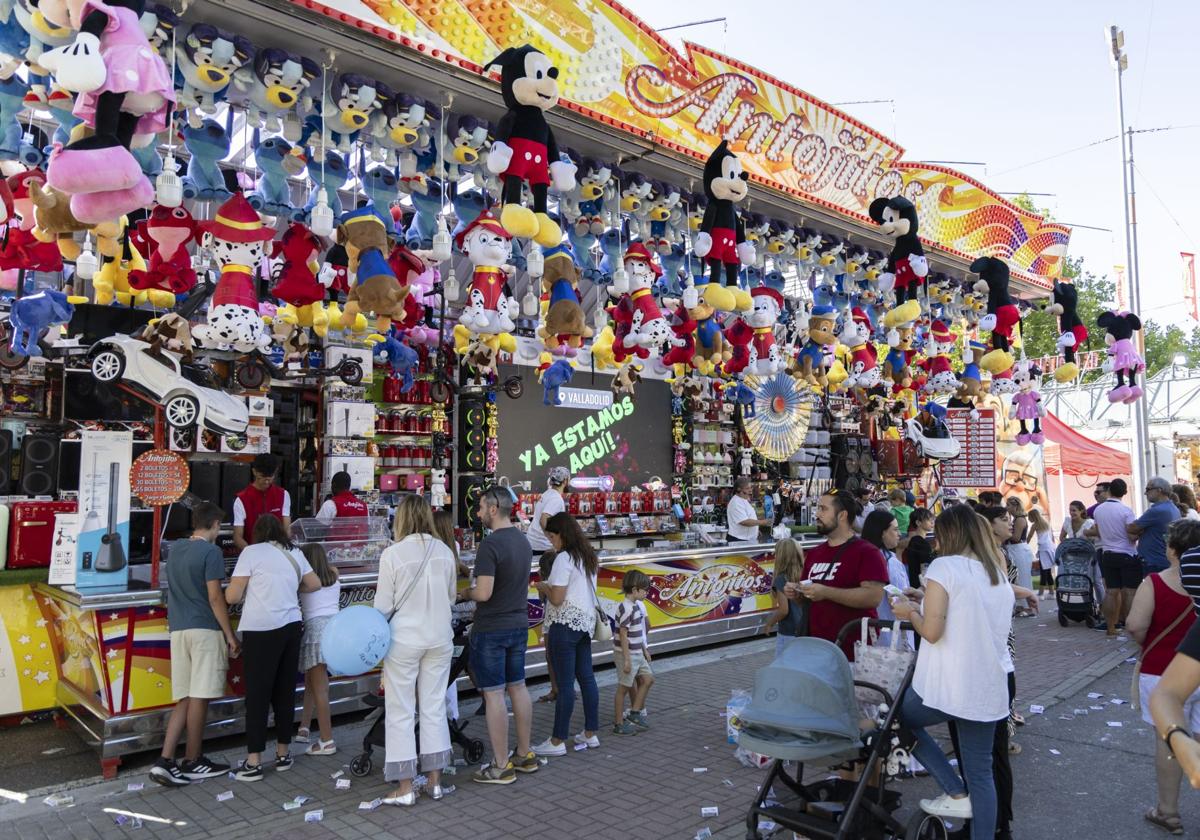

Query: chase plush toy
left=1097, top=309, right=1146, bottom=404
left=970, top=257, right=1019, bottom=373
left=793, top=304, right=837, bottom=386
left=693, top=141, right=755, bottom=313
left=484, top=45, right=577, bottom=247
left=8, top=288, right=74, bottom=356
left=1010, top=360, right=1046, bottom=445
left=337, top=206, right=411, bottom=333
left=869, top=195, right=928, bottom=328
left=1049, top=279, right=1087, bottom=382
left=192, top=194, right=273, bottom=353
left=39, top=0, right=175, bottom=222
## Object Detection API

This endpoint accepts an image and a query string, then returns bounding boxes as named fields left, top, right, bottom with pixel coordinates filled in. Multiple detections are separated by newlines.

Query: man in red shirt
left=315, top=471, right=368, bottom=523
left=786, top=489, right=887, bottom=659
left=232, top=454, right=291, bottom=550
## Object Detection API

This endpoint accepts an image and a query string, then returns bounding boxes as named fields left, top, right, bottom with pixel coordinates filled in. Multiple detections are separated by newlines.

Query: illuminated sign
left=517, top=394, right=635, bottom=474
left=554, top=387, right=614, bottom=411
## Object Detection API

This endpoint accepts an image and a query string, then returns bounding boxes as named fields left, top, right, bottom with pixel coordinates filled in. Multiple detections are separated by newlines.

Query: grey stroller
left=740, top=623, right=918, bottom=840
left=1055, top=537, right=1101, bottom=627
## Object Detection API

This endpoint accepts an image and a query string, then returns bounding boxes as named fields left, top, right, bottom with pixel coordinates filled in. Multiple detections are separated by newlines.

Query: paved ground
left=0, top=601, right=1177, bottom=840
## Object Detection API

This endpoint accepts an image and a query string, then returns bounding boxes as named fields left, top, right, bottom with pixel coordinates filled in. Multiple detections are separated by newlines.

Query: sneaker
left=294, top=728, right=310, bottom=744
left=511, top=752, right=541, bottom=774
left=611, top=721, right=638, bottom=736
left=304, top=739, right=337, bottom=756
left=532, top=738, right=567, bottom=757
left=180, top=755, right=230, bottom=780
left=573, top=732, right=600, bottom=749
left=234, top=760, right=263, bottom=782
left=920, top=793, right=973, bottom=820
left=149, top=757, right=189, bottom=787
left=1092, top=622, right=1109, bottom=632
left=626, top=710, right=650, bottom=730
left=428, top=783, right=455, bottom=800
left=472, top=763, right=516, bottom=785
left=275, top=753, right=294, bottom=772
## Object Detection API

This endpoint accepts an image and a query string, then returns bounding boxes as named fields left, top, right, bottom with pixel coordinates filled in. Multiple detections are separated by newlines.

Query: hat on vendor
left=622, top=241, right=662, bottom=276
left=454, top=210, right=511, bottom=251
left=200, top=194, right=276, bottom=243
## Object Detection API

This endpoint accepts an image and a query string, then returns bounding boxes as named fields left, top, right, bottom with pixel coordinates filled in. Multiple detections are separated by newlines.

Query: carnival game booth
left=0, top=0, right=1072, bottom=772
left=1043, top=411, right=1132, bottom=525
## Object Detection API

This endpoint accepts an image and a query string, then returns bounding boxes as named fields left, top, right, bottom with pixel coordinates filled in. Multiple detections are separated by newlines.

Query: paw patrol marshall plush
left=746, top=281, right=786, bottom=376
left=840, top=306, right=880, bottom=392
left=919, top=319, right=960, bottom=395
left=620, top=242, right=678, bottom=353
left=192, top=194, right=273, bottom=353
left=455, top=210, right=518, bottom=339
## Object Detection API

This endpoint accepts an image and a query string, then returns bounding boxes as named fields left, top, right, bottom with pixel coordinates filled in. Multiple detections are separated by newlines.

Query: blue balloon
left=320, top=605, right=391, bottom=677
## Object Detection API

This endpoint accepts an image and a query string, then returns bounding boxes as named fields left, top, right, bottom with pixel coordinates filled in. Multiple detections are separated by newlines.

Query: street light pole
left=1107, top=24, right=1149, bottom=507
left=1127, top=125, right=1155, bottom=486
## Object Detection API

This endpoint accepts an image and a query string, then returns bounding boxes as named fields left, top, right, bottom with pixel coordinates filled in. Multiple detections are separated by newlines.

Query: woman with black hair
left=904, top=508, right=936, bottom=588
left=532, top=512, right=602, bottom=756
left=862, top=510, right=913, bottom=637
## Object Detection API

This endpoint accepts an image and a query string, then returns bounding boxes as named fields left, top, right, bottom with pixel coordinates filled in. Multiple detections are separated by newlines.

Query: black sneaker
left=234, top=760, right=263, bottom=782
left=274, top=753, right=294, bottom=772
left=149, top=757, right=189, bottom=787
left=180, top=756, right=230, bottom=780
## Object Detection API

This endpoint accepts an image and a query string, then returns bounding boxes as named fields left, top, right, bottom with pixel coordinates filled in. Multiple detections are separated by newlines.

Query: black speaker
left=221, top=463, right=251, bottom=525
left=19, top=435, right=60, bottom=496
left=0, top=429, right=12, bottom=493
left=458, top=398, right=487, bottom=472
left=457, top=474, right=488, bottom=530
left=187, top=461, right=222, bottom=525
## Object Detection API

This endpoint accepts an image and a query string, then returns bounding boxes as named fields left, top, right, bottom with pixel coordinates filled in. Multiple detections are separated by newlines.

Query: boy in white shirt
left=612, top=570, right=654, bottom=734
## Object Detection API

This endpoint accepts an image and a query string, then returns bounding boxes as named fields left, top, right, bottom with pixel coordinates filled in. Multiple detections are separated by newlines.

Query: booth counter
left=33, top=539, right=808, bottom=776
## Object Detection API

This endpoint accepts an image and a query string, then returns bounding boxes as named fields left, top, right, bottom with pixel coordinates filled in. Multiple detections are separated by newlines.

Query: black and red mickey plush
left=1048, top=279, right=1087, bottom=382
left=693, top=140, right=755, bottom=314
left=486, top=45, right=577, bottom=248
left=869, top=194, right=928, bottom=329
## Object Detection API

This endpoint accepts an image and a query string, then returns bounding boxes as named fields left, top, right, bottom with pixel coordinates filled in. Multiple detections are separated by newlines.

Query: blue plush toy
left=373, top=332, right=418, bottom=393
left=658, top=242, right=687, bottom=297
left=596, top=227, right=624, bottom=286
left=360, top=164, right=398, bottom=220
left=301, top=73, right=391, bottom=153
left=541, top=359, right=574, bottom=406
left=132, top=144, right=163, bottom=179
left=9, top=289, right=74, bottom=357
left=304, top=149, right=349, bottom=220
left=730, top=381, right=756, bottom=418
left=175, top=23, right=254, bottom=118
left=449, top=188, right=485, bottom=238
left=405, top=177, right=441, bottom=249
left=249, top=133, right=303, bottom=220
left=12, top=0, right=71, bottom=105
left=180, top=118, right=232, bottom=201
left=0, top=75, right=31, bottom=163
left=567, top=227, right=600, bottom=283
left=0, top=0, right=31, bottom=80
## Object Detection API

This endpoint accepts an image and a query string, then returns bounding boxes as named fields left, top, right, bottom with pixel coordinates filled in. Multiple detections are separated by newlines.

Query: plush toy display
left=233, top=46, right=320, bottom=139
left=970, top=256, right=1019, bottom=374
left=454, top=209, right=517, bottom=347
left=1, top=168, right=64, bottom=272
left=793, top=304, right=837, bottom=385
left=126, top=203, right=198, bottom=306
left=269, top=221, right=332, bottom=334
left=303, top=149, right=349, bottom=220
left=28, top=181, right=122, bottom=261
left=1010, top=360, right=1046, bottom=445
left=337, top=205, right=410, bottom=333
left=1049, top=279, right=1088, bottom=382
left=8, top=289, right=75, bottom=355
left=485, top=45, right=576, bottom=247
left=882, top=323, right=917, bottom=390
left=919, top=319, right=959, bottom=395
left=39, top=0, right=175, bottom=222
left=740, top=282, right=786, bottom=376
left=693, top=141, right=755, bottom=313
left=688, top=280, right=728, bottom=376
left=661, top=284, right=700, bottom=372
left=180, top=118, right=232, bottom=201
left=248, top=133, right=305, bottom=220
left=540, top=358, right=573, bottom=406
left=301, top=73, right=390, bottom=152
left=839, top=306, right=880, bottom=393
left=868, top=195, right=927, bottom=328
left=613, top=242, right=676, bottom=355
left=371, top=331, right=418, bottom=392
left=1097, top=309, right=1146, bottom=404
left=175, top=23, right=253, bottom=117
left=537, top=244, right=592, bottom=357
left=192, top=194, right=273, bottom=352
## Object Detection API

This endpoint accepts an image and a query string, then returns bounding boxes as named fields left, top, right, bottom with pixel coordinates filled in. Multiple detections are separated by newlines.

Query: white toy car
left=87, top=334, right=250, bottom=436
left=904, top=417, right=961, bottom=462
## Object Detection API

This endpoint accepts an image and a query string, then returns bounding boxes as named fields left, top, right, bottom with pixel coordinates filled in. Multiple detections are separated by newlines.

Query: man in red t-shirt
left=786, top=490, right=888, bottom=660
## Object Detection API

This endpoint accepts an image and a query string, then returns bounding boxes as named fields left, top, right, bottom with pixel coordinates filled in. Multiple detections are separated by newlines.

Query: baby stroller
left=349, top=615, right=486, bottom=777
left=1055, top=537, right=1101, bottom=628
left=741, top=621, right=924, bottom=840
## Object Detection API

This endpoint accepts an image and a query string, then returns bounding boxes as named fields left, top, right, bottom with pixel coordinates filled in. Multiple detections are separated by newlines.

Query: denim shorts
left=469, top=627, right=528, bottom=691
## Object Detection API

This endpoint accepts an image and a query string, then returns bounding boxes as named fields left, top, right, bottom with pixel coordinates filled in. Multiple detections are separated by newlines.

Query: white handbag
left=852, top=618, right=914, bottom=714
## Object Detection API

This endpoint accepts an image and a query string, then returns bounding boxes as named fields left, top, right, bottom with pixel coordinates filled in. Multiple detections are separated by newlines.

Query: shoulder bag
left=1131, top=599, right=1192, bottom=712
left=586, top=569, right=613, bottom=642
left=383, top=537, right=435, bottom=622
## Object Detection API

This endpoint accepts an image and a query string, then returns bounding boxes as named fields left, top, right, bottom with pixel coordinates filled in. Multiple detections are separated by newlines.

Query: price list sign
left=129, top=449, right=191, bottom=507
left=941, top=408, right=997, bottom=488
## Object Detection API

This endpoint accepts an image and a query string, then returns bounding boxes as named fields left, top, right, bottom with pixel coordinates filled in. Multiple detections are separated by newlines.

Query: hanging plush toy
left=337, top=205, right=411, bottom=334
left=301, top=73, right=390, bottom=153
left=688, top=279, right=729, bottom=376
left=180, top=118, right=233, bottom=201
left=839, top=306, right=880, bottom=394
left=269, top=221, right=332, bottom=334
left=39, top=0, right=175, bottom=222
left=1010, top=360, right=1046, bottom=445
left=28, top=181, right=122, bottom=261
left=484, top=45, right=576, bottom=247
left=882, top=322, right=917, bottom=391
left=743, top=279, right=787, bottom=376
left=970, top=257, right=1019, bottom=373
left=8, top=288, right=74, bottom=356
left=693, top=141, right=755, bottom=313
left=248, top=133, right=305, bottom=220
left=537, top=244, right=592, bottom=357
left=126, top=203, right=197, bottom=307
left=661, top=283, right=700, bottom=372
left=454, top=209, right=518, bottom=349
left=1049, top=279, right=1087, bottom=382
left=949, top=339, right=986, bottom=416
left=174, top=23, right=253, bottom=118
left=1, top=168, right=63, bottom=272
left=868, top=195, right=927, bottom=329
left=919, top=319, right=959, bottom=395
left=1097, top=309, right=1145, bottom=404
left=615, top=242, right=677, bottom=353
left=540, top=358, right=573, bottom=406
left=792, top=304, right=837, bottom=385
left=192, top=194, right=273, bottom=353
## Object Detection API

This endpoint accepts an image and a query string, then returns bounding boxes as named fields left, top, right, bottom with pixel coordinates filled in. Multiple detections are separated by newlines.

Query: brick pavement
left=0, top=602, right=1133, bottom=840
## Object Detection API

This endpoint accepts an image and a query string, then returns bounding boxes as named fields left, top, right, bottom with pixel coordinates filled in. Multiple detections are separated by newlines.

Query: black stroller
left=1055, top=537, right=1101, bottom=627
left=349, top=616, right=486, bottom=777
left=741, top=620, right=929, bottom=840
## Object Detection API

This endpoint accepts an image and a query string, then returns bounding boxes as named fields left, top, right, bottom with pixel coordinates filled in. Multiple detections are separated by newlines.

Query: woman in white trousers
left=374, top=494, right=458, bottom=806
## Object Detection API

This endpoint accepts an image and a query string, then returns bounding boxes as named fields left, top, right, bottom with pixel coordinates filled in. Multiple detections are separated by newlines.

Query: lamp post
left=1107, top=24, right=1151, bottom=505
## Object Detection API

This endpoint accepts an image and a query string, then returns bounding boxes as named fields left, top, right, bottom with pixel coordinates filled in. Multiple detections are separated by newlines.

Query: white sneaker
left=532, top=738, right=567, bottom=757
left=305, top=739, right=337, bottom=756
left=572, top=732, right=600, bottom=749
left=920, top=793, right=972, bottom=820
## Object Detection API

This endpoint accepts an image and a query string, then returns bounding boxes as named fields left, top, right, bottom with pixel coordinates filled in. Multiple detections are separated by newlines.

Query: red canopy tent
left=1041, top=412, right=1131, bottom=476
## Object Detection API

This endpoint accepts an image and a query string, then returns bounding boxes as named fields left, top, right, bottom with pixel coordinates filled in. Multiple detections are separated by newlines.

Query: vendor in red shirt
left=785, top=489, right=888, bottom=659
left=232, top=454, right=291, bottom=550
left=315, top=471, right=368, bottom=525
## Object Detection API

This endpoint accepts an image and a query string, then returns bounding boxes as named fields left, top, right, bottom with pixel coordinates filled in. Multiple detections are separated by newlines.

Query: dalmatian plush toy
left=192, top=195, right=273, bottom=353
left=456, top=210, right=518, bottom=337
left=620, top=242, right=680, bottom=353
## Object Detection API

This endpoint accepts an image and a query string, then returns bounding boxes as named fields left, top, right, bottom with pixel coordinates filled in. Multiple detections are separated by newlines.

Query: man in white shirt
left=727, top=477, right=771, bottom=543
left=526, top=467, right=569, bottom=558
left=1087, top=477, right=1139, bottom=635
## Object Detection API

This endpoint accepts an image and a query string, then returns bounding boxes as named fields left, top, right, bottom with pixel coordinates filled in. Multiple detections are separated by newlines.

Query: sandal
left=1145, top=807, right=1184, bottom=835
left=1011, top=711, right=1026, bottom=726
left=1008, top=741, right=1022, bottom=755
left=537, top=692, right=558, bottom=704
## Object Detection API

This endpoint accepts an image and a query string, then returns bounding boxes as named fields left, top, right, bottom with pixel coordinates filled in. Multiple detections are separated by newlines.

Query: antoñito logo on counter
left=651, top=562, right=770, bottom=612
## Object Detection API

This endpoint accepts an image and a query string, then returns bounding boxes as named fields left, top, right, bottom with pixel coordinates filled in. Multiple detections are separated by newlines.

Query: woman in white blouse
left=374, top=494, right=458, bottom=806
left=532, top=512, right=601, bottom=756
left=890, top=504, right=1015, bottom=840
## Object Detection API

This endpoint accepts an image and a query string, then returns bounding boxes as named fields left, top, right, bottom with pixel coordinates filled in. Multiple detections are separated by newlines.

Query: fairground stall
left=0, top=0, right=1076, bottom=773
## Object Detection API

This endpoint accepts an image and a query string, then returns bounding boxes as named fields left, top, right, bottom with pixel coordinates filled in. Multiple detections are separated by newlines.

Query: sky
left=619, top=0, right=1200, bottom=327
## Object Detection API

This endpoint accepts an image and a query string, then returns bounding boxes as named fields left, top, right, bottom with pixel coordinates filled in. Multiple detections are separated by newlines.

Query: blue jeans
left=900, top=687, right=997, bottom=840
left=469, top=627, right=528, bottom=692
left=546, top=623, right=599, bottom=741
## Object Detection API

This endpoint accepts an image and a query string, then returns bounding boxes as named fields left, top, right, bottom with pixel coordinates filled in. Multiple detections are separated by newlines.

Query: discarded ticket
left=42, top=793, right=73, bottom=808
left=282, top=801, right=302, bottom=811
left=1107, top=721, right=1123, bottom=728
left=1050, top=749, right=1062, bottom=755
left=1028, top=704, right=1044, bottom=715
left=126, top=782, right=144, bottom=792
left=693, top=767, right=708, bottom=774
left=701, top=806, right=720, bottom=817
left=336, top=778, right=351, bottom=790
left=359, top=799, right=382, bottom=811
left=304, top=809, right=323, bottom=823
left=216, top=791, right=234, bottom=802
left=330, top=769, right=344, bottom=780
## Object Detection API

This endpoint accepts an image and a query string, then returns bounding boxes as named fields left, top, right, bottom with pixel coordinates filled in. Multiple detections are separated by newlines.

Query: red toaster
left=8, top=501, right=78, bottom=569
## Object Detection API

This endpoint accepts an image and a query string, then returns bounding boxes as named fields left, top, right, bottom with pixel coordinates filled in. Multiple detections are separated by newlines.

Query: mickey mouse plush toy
left=485, top=45, right=577, bottom=248
left=1047, top=279, right=1087, bottom=382
left=869, top=195, right=927, bottom=329
left=693, top=140, right=755, bottom=314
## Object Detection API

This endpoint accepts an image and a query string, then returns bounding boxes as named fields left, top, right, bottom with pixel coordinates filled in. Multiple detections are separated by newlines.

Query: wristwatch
left=1164, top=725, right=1191, bottom=757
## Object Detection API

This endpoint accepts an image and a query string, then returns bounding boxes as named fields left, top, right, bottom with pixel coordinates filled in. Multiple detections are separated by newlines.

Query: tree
left=1018, top=256, right=1114, bottom=381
